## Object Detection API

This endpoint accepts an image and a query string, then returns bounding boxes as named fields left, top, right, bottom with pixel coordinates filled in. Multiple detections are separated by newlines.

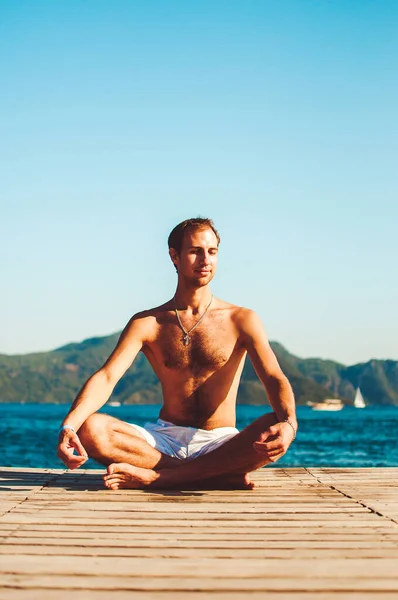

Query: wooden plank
left=1, top=510, right=386, bottom=522
left=12, top=503, right=364, bottom=512
left=2, top=592, right=398, bottom=600
left=3, top=529, right=397, bottom=541
left=2, top=536, right=397, bottom=549
left=1, top=573, right=398, bottom=592
left=2, top=544, right=398, bottom=559
left=2, top=524, right=395, bottom=534
left=1, top=554, right=398, bottom=577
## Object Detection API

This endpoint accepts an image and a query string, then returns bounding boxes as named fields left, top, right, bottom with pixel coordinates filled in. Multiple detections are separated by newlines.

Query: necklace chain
left=173, top=295, right=213, bottom=346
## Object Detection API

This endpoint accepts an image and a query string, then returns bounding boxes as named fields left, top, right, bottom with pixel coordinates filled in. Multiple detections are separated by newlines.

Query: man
left=57, top=217, right=297, bottom=490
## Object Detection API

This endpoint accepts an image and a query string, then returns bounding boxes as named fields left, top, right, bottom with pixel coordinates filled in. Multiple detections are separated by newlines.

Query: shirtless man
left=57, top=217, right=297, bottom=490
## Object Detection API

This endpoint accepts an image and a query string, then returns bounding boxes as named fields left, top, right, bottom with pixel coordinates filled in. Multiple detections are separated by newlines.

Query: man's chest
left=150, top=317, right=240, bottom=372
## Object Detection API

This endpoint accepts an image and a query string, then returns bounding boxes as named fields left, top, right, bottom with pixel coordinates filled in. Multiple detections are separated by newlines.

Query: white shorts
left=129, top=418, right=239, bottom=460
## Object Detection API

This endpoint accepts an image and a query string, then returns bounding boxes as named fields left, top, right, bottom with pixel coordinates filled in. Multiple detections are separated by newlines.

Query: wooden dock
left=1, top=467, right=398, bottom=599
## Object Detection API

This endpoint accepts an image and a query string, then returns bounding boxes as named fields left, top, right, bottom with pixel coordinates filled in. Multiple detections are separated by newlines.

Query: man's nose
left=201, top=253, right=210, bottom=265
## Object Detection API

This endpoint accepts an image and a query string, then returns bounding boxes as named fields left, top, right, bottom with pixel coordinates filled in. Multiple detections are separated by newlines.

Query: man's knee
left=78, top=413, right=112, bottom=447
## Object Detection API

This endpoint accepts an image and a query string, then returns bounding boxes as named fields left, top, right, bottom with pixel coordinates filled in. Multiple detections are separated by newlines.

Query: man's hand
left=57, top=429, right=88, bottom=470
left=253, top=421, right=295, bottom=463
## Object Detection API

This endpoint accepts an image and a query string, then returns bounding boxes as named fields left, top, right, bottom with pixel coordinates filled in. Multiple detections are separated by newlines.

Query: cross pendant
left=183, top=334, right=190, bottom=346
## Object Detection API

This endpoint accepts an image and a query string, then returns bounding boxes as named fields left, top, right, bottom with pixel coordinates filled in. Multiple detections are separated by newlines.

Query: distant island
left=0, top=334, right=397, bottom=406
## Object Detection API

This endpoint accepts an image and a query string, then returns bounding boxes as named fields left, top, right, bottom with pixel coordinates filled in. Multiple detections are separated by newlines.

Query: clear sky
left=1, top=1, right=397, bottom=365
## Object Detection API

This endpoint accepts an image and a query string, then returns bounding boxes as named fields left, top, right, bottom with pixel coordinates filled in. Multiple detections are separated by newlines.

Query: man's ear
left=169, top=248, right=179, bottom=270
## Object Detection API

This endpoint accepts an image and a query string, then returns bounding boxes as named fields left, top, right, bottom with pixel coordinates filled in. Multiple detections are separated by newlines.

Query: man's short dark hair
left=168, top=218, right=220, bottom=255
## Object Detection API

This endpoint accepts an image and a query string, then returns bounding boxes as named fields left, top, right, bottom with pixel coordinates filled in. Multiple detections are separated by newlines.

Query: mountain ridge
left=0, top=333, right=397, bottom=406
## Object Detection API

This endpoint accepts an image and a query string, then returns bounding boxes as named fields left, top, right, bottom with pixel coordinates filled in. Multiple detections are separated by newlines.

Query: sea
left=1, top=403, right=398, bottom=470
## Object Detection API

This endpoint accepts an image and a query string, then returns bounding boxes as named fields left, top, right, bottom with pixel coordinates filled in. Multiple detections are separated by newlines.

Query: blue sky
left=1, top=1, right=397, bottom=364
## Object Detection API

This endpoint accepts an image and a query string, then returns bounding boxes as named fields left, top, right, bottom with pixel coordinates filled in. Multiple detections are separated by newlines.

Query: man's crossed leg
left=78, top=411, right=286, bottom=490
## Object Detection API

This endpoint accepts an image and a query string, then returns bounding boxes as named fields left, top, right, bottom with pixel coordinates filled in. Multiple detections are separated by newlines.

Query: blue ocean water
left=1, top=403, right=398, bottom=469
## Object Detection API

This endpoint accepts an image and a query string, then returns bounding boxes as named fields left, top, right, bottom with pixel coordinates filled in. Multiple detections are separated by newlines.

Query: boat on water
left=310, top=398, right=344, bottom=411
left=353, top=387, right=366, bottom=408
left=108, top=401, right=121, bottom=407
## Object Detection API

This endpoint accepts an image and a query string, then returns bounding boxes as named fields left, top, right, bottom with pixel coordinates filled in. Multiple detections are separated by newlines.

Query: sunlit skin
left=57, top=225, right=297, bottom=490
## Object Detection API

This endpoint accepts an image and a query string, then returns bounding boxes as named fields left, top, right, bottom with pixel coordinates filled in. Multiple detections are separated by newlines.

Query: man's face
left=170, top=227, right=219, bottom=287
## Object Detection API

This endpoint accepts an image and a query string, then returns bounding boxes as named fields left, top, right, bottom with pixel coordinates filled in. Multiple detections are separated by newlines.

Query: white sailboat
left=354, top=387, right=366, bottom=408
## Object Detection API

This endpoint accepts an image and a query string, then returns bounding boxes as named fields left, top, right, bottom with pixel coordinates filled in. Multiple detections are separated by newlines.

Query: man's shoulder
left=234, top=307, right=260, bottom=327
left=216, top=299, right=257, bottom=319
left=119, top=305, right=166, bottom=345
left=131, top=300, right=173, bottom=321
left=214, top=299, right=261, bottom=329
left=125, top=301, right=173, bottom=336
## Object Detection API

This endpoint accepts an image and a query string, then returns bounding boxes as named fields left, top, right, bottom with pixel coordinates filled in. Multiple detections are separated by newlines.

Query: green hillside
left=0, top=334, right=397, bottom=406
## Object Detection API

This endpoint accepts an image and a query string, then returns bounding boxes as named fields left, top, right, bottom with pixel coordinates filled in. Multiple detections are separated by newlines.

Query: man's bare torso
left=138, top=298, right=247, bottom=430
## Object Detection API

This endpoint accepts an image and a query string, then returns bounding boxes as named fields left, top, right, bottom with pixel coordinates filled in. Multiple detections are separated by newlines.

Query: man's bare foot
left=103, top=463, right=255, bottom=490
left=103, top=463, right=159, bottom=490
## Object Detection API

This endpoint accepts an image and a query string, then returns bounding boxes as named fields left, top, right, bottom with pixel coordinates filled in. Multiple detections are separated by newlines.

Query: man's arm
left=239, top=309, right=297, bottom=461
left=57, top=314, right=150, bottom=468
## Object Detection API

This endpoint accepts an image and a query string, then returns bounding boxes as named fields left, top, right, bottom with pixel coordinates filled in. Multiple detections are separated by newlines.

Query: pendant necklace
left=174, top=295, right=213, bottom=346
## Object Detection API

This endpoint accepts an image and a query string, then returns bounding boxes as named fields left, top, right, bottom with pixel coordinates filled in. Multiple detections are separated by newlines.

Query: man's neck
left=173, top=286, right=213, bottom=314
